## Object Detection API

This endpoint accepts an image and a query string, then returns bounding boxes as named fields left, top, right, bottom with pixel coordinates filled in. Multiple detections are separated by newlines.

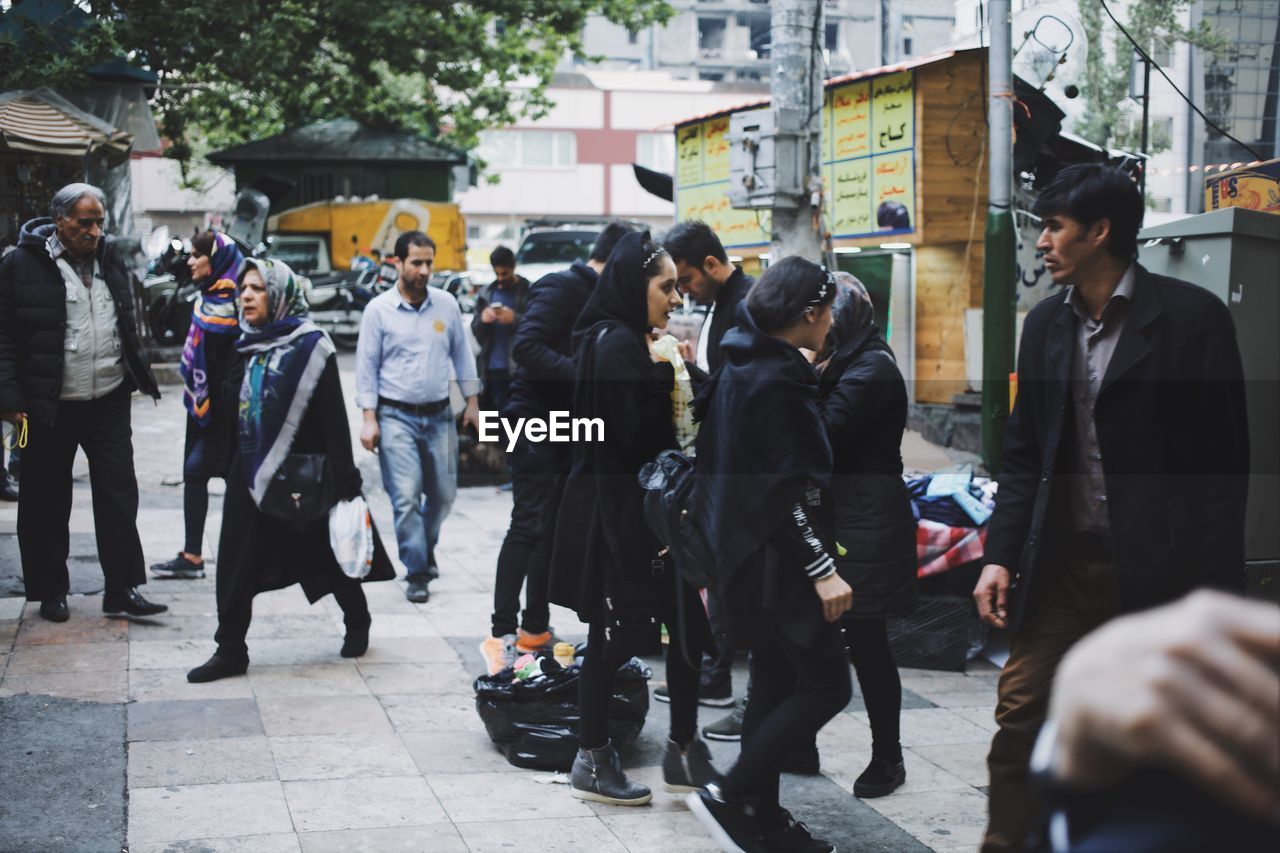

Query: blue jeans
left=377, top=405, right=458, bottom=580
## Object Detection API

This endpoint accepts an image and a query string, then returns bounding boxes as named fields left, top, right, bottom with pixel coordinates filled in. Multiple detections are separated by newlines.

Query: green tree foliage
left=1076, top=1, right=1227, bottom=153
left=1, top=0, right=671, bottom=167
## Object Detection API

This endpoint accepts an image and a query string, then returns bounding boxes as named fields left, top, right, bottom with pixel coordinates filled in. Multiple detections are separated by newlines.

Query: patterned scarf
left=234, top=258, right=336, bottom=507
left=180, top=232, right=245, bottom=425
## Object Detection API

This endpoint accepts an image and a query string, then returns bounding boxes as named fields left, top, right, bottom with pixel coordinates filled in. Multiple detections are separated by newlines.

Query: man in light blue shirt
left=356, top=231, right=480, bottom=602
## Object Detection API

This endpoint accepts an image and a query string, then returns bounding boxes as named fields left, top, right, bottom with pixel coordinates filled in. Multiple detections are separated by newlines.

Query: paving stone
left=128, top=736, right=278, bottom=787
left=298, top=823, right=467, bottom=853
left=130, top=638, right=219, bottom=670
left=6, top=640, right=128, bottom=675
left=350, top=635, right=461, bottom=664
left=128, top=698, right=264, bottom=742
left=356, top=662, right=473, bottom=695
left=248, top=663, right=371, bottom=698
left=124, top=614, right=222, bottom=641
left=258, top=695, right=392, bottom=736
left=849, top=707, right=994, bottom=748
left=815, top=709, right=875, bottom=754
left=820, top=747, right=974, bottom=796
left=130, top=668, right=255, bottom=702
left=379, top=692, right=484, bottom=733
left=130, top=834, right=301, bottom=853
left=426, top=770, right=596, bottom=823
left=128, top=781, right=294, bottom=844
left=0, top=619, right=17, bottom=650
left=270, top=733, right=418, bottom=781
left=283, top=776, right=445, bottom=833
left=948, top=705, right=999, bottom=734
left=455, top=816, right=625, bottom=853
left=13, top=607, right=128, bottom=646
left=582, top=765, right=698, bottom=816
left=0, top=596, right=24, bottom=620
left=911, top=743, right=992, bottom=788
left=232, top=637, right=352, bottom=667
left=599, top=811, right=725, bottom=852
left=399, top=730, right=521, bottom=775
left=0, top=667, right=127, bottom=702
left=364, top=614, right=442, bottom=639
left=863, top=787, right=991, bottom=849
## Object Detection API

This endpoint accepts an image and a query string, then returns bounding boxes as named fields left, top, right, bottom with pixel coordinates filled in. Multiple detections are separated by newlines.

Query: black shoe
left=703, top=697, right=747, bottom=742
left=341, top=621, right=370, bottom=658
left=149, top=553, right=206, bottom=579
left=0, top=475, right=18, bottom=502
left=187, top=654, right=249, bottom=683
left=663, top=737, right=722, bottom=793
left=654, top=674, right=735, bottom=708
left=779, top=744, right=821, bottom=776
left=39, top=595, right=69, bottom=622
left=686, top=783, right=767, bottom=853
left=570, top=741, right=652, bottom=806
left=102, top=587, right=168, bottom=617
left=405, top=577, right=430, bottom=603
left=852, top=755, right=906, bottom=798
left=759, top=808, right=835, bottom=853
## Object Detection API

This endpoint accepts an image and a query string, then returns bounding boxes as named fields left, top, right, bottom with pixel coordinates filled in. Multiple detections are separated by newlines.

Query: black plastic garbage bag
left=474, top=657, right=652, bottom=771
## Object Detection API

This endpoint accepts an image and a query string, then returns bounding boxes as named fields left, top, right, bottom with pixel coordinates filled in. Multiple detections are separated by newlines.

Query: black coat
left=0, top=218, right=160, bottom=424
left=504, top=262, right=596, bottom=420
left=701, top=267, right=754, bottom=373
left=819, top=338, right=918, bottom=619
left=985, top=265, right=1249, bottom=632
left=216, top=354, right=393, bottom=614
left=471, top=275, right=530, bottom=380
left=184, top=331, right=238, bottom=479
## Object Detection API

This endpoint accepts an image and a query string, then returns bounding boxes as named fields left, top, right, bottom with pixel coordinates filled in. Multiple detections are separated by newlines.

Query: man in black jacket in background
left=973, top=164, right=1249, bottom=852
left=0, top=183, right=166, bottom=623
left=479, top=221, right=635, bottom=674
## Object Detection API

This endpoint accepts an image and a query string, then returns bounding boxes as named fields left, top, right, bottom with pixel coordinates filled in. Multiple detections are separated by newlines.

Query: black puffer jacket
left=504, top=261, right=597, bottom=420
left=0, top=218, right=160, bottom=425
left=819, top=338, right=918, bottom=619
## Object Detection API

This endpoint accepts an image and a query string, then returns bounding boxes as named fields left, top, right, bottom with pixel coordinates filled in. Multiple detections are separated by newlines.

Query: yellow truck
left=267, top=198, right=467, bottom=274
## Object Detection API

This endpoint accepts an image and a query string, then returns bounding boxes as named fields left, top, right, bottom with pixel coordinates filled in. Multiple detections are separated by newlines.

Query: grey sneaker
left=570, top=741, right=652, bottom=806
left=150, top=554, right=206, bottom=579
left=702, top=697, right=746, bottom=742
left=405, top=577, right=430, bottom=603
left=663, top=737, right=722, bottom=793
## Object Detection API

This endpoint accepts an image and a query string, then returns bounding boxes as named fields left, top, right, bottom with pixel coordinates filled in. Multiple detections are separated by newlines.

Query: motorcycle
left=306, top=260, right=398, bottom=350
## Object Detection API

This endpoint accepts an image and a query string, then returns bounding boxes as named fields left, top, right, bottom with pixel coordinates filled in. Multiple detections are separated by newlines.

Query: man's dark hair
left=1032, top=164, right=1144, bottom=260
left=877, top=201, right=911, bottom=230
left=663, top=220, right=728, bottom=267
left=490, top=245, right=515, bottom=267
left=589, top=220, right=636, bottom=263
left=746, top=256, right=836, bottom=333
left=394, top=230, right=436, bottom=261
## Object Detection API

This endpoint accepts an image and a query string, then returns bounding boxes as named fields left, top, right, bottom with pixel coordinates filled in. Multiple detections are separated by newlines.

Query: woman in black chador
left=687, top=256, right=853, bottom=853
left=549, top=231, right=719, bottom=806
left=818, top=272, right=917, bottom=798
left=186, top=258, right=394, bottom=683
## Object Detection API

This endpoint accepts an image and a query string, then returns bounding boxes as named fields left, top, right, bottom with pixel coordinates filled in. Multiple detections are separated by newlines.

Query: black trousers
left=215, top=578, right=370, bottom=662
left=18, top=385, right=146, bottom=601
left=846, top=618, right=903, bottom=757
left=578, top=576, right=710, bottom=749
left=725, top=624, right=852, bottom=816
left=490, top=437, right=567, bottom=637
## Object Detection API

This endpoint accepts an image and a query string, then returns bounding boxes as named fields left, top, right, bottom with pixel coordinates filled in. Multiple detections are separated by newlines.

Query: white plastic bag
left=650, top=334, right=698, bottom=454
left=329, top=496, right=374, bottom=579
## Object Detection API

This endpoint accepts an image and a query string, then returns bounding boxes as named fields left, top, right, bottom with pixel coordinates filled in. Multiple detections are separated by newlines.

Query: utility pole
left=770, top=0, right=824, bottom=261
left=981, top=0, right=1016, bottom=475
left=1140, top=53, right=1151, bottom=198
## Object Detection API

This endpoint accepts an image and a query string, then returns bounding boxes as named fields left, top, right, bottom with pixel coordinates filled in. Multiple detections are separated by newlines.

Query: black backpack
left=637, top=449, right=714, bottom=589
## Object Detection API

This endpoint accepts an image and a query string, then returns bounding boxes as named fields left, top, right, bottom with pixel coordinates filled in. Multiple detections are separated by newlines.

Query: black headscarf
left=692, top=298, right=833, bottom=585
left=817, top=272, right=892, bottom=393
left=572, top=230, right=659, bottom=351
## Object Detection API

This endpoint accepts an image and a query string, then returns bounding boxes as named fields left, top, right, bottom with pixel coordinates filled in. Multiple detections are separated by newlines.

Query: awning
left=0, top=87, right=132, bottom=163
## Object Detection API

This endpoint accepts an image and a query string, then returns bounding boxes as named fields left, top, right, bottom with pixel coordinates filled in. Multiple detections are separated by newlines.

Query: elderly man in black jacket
left=973, top=164, right=1249, bottom=852
left=478, top=221, right=635, bottom=675
left=0, top=184, right=165, bottom=623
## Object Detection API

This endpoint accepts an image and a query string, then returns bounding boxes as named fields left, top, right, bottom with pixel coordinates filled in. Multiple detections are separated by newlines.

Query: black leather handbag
left=259, top=453, right=334, bottom=528
left=637, top=449, right=715, bottom=589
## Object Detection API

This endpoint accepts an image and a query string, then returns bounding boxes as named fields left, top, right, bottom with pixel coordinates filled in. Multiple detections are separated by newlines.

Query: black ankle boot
left=853, top=753, right=906, bottom=798
left=341, top=615, right=371, bottom=658
left=187, top=654, right=249, bottom=683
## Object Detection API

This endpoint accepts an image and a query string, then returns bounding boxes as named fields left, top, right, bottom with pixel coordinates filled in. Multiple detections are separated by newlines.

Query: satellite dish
left=1011, top=5, right=1087, bottom=96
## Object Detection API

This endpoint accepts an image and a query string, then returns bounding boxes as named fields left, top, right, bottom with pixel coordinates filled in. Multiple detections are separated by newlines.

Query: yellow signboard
left=674, top=69, right=916, bottom=245
left=1205, top=158, right=1280, bottom=215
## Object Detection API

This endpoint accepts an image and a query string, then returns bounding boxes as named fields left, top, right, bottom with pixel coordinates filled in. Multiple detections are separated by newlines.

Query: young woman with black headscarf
left=687, top=256, right=853, bottom=853
left=817, top=272, right=917, bottom=799
left=549, top=230, right=720, bottom=806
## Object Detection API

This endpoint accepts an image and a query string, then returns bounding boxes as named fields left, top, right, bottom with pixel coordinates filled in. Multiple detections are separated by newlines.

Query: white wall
left=610, top=164, right=675, bottom=217
left=131, top=156, right=235, bottom=214
left=459, top=165, right=606, bottom=216
left=512, top=88, right=604, bottom=129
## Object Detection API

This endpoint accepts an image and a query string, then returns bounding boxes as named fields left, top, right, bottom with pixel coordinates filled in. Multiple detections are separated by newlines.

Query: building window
left=478, top=130, right=577, bottom=169
left=825, top=22, right=839, bottom=52
left=628, top=28, right=639, bottom=45
left=1114, top=115, right=1174, bottom=151
left=636, top=133, right=675, bottom=174
left=699, top=17, right=726, bottom=57
left=749, top=14, right=771, bottom=58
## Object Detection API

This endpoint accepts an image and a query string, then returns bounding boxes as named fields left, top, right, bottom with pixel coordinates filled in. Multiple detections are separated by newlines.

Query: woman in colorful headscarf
left=187, top=258, right=394, bottom=683
left=151, top=231, right=244, bottom=580
left=817, top=271, right=917, bottom=798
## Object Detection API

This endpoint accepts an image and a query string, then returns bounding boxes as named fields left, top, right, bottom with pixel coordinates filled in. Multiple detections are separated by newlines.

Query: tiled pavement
left=0, top=359, right=999, bottom=852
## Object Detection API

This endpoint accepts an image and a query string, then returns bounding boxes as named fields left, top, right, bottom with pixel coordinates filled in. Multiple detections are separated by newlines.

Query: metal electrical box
left=728, top=109, right=779, bottom=210
left=1138, top=207, right=1280, bottom=600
